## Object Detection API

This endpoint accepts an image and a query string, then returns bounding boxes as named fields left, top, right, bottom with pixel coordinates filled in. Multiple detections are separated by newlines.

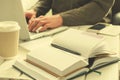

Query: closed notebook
left=26, top=45, right=88, bottom=77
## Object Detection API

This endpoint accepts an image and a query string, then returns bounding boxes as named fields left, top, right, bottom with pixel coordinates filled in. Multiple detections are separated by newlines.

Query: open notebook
left=0, top=0, right=68, bottom=41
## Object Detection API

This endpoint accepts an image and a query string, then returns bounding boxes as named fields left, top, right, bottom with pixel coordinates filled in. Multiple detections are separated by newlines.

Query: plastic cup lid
left=0, top=21, right=20, bottom=32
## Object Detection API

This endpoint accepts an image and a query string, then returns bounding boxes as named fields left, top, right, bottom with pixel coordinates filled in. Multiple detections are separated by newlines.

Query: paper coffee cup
left=0, top=21, right=20, bottom=59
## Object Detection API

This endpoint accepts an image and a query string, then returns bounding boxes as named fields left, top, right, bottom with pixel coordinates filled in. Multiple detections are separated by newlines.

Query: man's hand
left=28, top=14, right=63, bottom=32
left=25, top=10, right=36, bottom=24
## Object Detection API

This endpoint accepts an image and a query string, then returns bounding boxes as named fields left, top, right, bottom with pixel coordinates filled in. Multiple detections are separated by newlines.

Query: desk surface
left=0, top=26, right=119, bottom=80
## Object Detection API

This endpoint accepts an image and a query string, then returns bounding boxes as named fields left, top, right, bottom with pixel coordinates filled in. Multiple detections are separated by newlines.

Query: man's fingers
left=28, top=21, right=36, bottom=31
left=31, top=20, right=46, bottom=32
left=39, top=24, right=50, bottom=32
left=35, top=27, right=43, bottom=33
left=28, top=18, right=41, bottom=32
left=28, top=15, right=36, bottom=24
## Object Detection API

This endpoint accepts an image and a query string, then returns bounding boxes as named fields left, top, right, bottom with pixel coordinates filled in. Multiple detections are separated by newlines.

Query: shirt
left=33, top=0, right=115, bottom=26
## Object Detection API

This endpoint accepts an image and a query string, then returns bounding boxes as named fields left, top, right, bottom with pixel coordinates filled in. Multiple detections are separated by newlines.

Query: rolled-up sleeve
left=60, top=0, right=115, bottom=26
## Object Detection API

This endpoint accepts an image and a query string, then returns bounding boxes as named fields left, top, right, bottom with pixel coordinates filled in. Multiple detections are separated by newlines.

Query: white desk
left=0, top=25, right=120, bottom=80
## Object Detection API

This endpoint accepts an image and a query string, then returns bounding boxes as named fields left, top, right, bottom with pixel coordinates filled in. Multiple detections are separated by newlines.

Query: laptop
left=0, top=0, right=68, bottom=41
